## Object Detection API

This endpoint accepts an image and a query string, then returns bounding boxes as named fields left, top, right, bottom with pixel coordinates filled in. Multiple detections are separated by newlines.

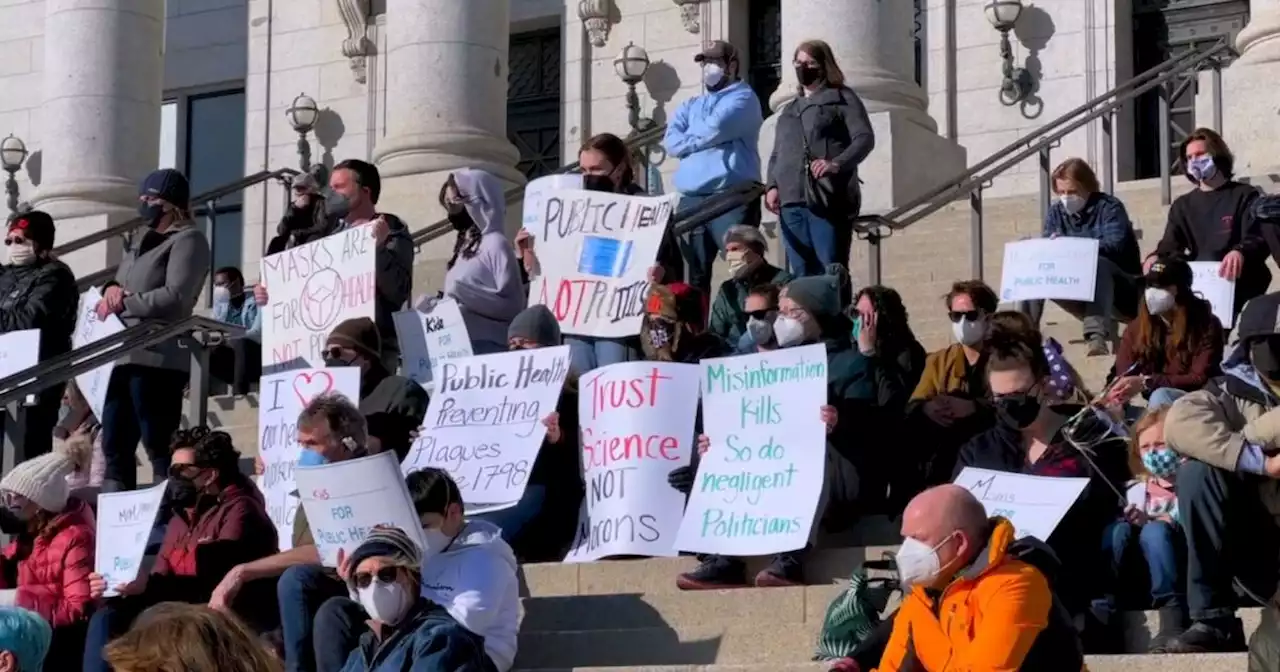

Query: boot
left=1149, top=605, right=1190, bottom=653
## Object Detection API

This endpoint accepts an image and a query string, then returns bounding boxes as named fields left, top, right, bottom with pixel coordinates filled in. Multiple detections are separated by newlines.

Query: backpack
left=812, top=567, right=895, bottom=661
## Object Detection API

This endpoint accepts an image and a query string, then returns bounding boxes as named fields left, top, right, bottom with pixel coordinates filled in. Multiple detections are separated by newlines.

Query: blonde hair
left=104, top=603, right=282, bottom=672
left=1129, top=407, right=1170, bottom=480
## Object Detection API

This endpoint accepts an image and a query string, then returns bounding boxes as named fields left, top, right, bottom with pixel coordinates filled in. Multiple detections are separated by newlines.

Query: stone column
left=32, top=0, right=165, bottom=220
left=372, top=0, right=523, bottom=184
left=1236, top=0, right=1280, bottom=65
left=1219, top=0, right=1280, bottom=174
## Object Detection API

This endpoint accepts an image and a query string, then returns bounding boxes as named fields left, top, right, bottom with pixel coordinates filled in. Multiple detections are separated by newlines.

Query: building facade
left=0, top=0, right=1273, bottom=281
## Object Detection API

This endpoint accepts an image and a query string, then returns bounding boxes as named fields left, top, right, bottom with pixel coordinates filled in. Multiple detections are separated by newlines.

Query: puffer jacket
left=0, top=497, right=95, bottom=627
left=339, top=599, right=498, bottom=672
left=873, top=518, right=1083, bottom=672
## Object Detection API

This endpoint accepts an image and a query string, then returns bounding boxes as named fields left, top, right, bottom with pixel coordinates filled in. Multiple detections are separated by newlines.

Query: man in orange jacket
left=874, top=484, right=1085, bottom=672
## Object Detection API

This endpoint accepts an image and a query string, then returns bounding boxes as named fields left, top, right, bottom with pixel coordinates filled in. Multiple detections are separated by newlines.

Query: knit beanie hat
left=0, top=452, right=74, bottom=513
left=784, top=275, right=841, bottom=318
left=345, top=526, right=422, bottom=591
left=507, top=305, right=562, bottom=346
left=7, top=211, right=55, bottom=250
left=327, top=317, right=382, bottom=362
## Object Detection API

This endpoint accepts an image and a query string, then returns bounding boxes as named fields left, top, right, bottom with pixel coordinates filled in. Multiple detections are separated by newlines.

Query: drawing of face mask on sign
left=577, top=236, right=635, bottom=279
left=300, top=268, right=344, bottom=332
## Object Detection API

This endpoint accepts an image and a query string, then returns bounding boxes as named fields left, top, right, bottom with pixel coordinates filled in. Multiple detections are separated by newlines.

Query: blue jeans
left=313, top=596, right=369, bottom=672
left=474, top=483, right=548, bottom=548
left=83, top=598, right=146, bottom=672
left=565, top=336, right=638, bottom=375
left=1100, top=519, right=1185, bottom=610
left=1124, top=387, right=1188, bottom=424
left=676, top=192, right=751, bottom=296
left=100, top=364, right=187, bottom=491
left=278, top=564, right=348, bottom=672
left=779, top=205, right=846, bottom=277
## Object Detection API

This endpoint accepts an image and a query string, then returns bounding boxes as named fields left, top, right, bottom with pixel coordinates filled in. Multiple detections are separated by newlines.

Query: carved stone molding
left=578, top=0, right=613, bottom=48
left=673, top=0, right=705, bottom=34
left=336, top=0, right=373, bottom=83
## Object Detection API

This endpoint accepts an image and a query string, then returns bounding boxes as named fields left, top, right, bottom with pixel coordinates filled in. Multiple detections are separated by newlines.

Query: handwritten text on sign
left=952, top=467, right=1089, bottom=542
left=528, top=189, right=678, bottom=338
left=0, top=329, right=39, bottom=393
left=1189, top=261, right=1237, bottom=328
left=676, top=345, right=829, bottom=556
left=565, top=362, right=699, bottom=562
left=402, top=346, right=570, bottom=513
left=94, top=481, right=167, bottom=597
left=261, top=227, right=376, bottom=371
left=72, top=287, right=126, bottom=421
left=393, top=298, right=473, bottom=388
left=296, top=452, right=427, bottom=568
left=257, top=367, right=361, bottom=550
left=999, top=237, right=1100, bottom=303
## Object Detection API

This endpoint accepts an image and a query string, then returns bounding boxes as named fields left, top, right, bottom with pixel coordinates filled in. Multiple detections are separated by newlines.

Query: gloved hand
left=667, top=466, right=695, bottom=494
left=1245, top=406, right=1280, bottom=451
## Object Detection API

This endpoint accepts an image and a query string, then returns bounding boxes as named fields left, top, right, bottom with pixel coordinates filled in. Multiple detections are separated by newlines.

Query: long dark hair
left=406, top=467, right=464, bottom=516
left=580, top=133, right=637, bottom=190
left=794, top=40, right=847, bottom=90
left=854, top=285, right=916, bottom=351
left=440, top=173, right=481, bottom=269
left=1131, top=285, right=1217, bottom=371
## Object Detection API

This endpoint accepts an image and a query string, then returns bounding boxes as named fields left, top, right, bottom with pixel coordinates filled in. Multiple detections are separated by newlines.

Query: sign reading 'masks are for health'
left=260, top=227, right=376, bottom=372
left=564, top=361, right=699, bottom=562
left=527, top=188, right=678, bottom=339
left=675, top=345, right=830, bottom=556
left=401, top=346, right=571, bottom=513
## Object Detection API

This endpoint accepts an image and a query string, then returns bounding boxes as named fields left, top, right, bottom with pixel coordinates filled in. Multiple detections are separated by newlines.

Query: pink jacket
left=0, top=498, right=96, bottom=627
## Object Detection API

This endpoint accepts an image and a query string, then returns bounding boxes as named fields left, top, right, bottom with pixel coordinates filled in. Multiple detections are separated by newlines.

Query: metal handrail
left=859, top=41, right=1230, bottom=234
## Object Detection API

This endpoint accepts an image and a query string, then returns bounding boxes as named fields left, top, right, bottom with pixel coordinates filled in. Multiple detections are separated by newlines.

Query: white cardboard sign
left=0, top=329, right=40, bottom=392
left=952, top=467, right=1090, bottom=542
left=94, top=481, right=167, bottom=596
left=999, top=238, right=1100, bottom=303
left=1189, top=261, right=1236, bottom=328
left=393, top=298, right=473, bottom=389
left=72, top=287, right=126, bottom=421
left=522, top=174, right=583, bottom=231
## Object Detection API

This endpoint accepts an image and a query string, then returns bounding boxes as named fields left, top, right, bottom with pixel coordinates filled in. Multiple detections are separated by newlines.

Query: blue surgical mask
left=297, top=449, right=328, bottom=467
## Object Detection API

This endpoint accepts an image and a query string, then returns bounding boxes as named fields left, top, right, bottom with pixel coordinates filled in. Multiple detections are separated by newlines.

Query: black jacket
left=269, top=197, right=338, bottom=254
left=374, top=214, right=415, bottom=356
left=0, top=256, right=78, bottom=364
left=360, top=365, right=429, bottom=461
left=767, top=85, right=875, bottom=213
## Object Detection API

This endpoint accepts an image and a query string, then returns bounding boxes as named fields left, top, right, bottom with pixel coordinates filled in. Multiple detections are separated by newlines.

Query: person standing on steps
left=1148, top=128, right=1268, bottom=323
left=664, top=40, right=763, bottom=297
left=1018, top=158, right=1141, bottom=357
left=766, top=39, right=875, bottom=278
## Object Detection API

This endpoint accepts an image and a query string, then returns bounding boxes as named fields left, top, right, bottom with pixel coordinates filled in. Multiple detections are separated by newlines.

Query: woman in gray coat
left=95, top=168, right=211, bottom=491
left=765, top=40, right=875, bottom=278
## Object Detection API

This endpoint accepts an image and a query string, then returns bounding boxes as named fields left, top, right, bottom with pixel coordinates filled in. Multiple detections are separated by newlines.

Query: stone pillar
left=1219, top=0, right=1280, bottom=174
left=372, top=0, right=523, bottom=185
left=1236, top=0, right=1280, bottom=65
left=32, top=0, right=165, bottom=221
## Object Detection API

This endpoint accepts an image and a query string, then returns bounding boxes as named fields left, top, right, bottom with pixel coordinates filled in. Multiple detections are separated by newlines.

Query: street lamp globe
left=286, top=93, right=320, bottom=134
left=0, top=135, right=27, bottom=173
left=614, top=42, right=650, bottom=85
left=984, top=0, right=1023, bottom=31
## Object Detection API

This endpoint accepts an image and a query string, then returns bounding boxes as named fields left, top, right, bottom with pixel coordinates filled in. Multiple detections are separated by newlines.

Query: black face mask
left=0, top=507, right=26, bottom=536
left=1252, top=339, right=1280, bottom=380
left=448, top=210, right=475, bottom=231
left=167, top=475, right=201, bottom=509
left=582, top=174, right=617, bottom=193
left=796, top=65, right=822, bottom=87
left=324, top=191, right=353, bottom=220
left=138, top=202, right=166, bottom=228
left=995, top=394, right=1042, bottom=430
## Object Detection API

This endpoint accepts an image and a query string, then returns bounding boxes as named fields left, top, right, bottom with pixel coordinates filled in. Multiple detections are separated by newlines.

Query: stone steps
left=514, top=656, right=1248, bottom=672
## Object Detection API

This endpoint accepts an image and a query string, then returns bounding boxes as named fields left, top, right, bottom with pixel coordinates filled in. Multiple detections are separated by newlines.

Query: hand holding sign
left=1219, top=250, right=1244, bottom=280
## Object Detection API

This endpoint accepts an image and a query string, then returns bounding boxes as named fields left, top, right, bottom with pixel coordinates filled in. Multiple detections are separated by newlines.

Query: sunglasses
left=353, top=566, right=399, bottom=589
left=3, top=238, right=27, bottom=246
left=948, top=310, right=982, bottom=323
left=322, top=347, right=350, bottom=361
left=746, top=309, right=775, bottom=321
left=168, top=463, right=202, bottom=480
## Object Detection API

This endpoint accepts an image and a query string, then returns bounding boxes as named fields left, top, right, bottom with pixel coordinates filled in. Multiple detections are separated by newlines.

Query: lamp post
left=286, top=93, right=320, bottom=172
left=614, top=42, right=655, bottom=135
left=984, top=0, right=1033, bottom=106
left=0, top=135, right=27, bottom=214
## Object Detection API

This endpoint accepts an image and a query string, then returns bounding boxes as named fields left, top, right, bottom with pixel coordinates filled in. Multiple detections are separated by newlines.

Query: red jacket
left=0, top=498, right=95, bottom=628
left=150, top=478, right=278, bottom=604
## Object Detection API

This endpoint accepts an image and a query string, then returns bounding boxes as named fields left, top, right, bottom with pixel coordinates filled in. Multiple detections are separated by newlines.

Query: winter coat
left=768, top=84, right=875, bottom=216
left=910, top=343, right=985, bottom=402
left=874, top=518, right=1083, bottom=672
left=1114, top=308, right=1224, bottom=393
left=339, top=599, right=498, bottom=672
left=370, top=213, right=415, bottom=357
left=360, top=366, right=430, bottom=461
left=0, top=497, right=95, bottom=628
left=270, top=197, right=339, bottom=253
left=0, top=255, right=78, bottom=365
left=707, top=263, right=791, bottom=347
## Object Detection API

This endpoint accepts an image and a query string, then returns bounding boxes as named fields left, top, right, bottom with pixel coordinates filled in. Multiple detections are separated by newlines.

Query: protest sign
left=0, top=329, right=39, bottom=392
left=257, top=366, right=361, bottom=550
left=295, top=451, right=427, bottom=568
left=72, top=287, right=126, bottom=421
left=94, top=481, right=167, bottom=597
left=402, top=346, right=571, bottom=513
left=999, top=238, right=1100, bottom=303
left=953, top=467, right=1089, bottom=541
left=522, top=174, right=583, bottom=230
left=393, top=298, right=473, bottom=388
left=675, top=345, right=829, bottom=556
left=526, top=188, right=678, bottom=338
left=260, top=227, right=377, bottom=372
left=565, top=361, right=699, bottom=562
left=1189, top=261, right=1236, bottom=327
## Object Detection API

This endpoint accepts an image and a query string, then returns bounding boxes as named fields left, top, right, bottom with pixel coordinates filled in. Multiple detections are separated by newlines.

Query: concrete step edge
left=514, top=652, right=1249, bottom=672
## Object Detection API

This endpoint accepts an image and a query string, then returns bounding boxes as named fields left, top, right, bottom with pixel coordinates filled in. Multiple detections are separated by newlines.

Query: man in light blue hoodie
left=664, top=40, right=764, bottom=296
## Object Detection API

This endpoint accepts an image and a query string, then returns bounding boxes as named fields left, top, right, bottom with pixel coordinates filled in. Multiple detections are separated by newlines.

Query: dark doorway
left=508, top=28, right=562, bottom=179
left=748, top=0, right=782, bottom=117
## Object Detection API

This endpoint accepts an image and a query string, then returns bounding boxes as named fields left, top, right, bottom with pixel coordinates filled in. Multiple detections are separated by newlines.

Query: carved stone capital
left=673, top=0, right=704, bottom=34
left=577, top=0, right=613, bottom=48
left=336, top=0, right=373, bottom=83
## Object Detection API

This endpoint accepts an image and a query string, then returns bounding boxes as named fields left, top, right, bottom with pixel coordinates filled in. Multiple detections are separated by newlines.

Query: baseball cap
left=1142, top=257, right=1193, bottom=291
left=694, top=40, right=739, bottom=64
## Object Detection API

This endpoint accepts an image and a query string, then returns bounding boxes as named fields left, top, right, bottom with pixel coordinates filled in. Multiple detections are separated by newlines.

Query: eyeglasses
left=353, top=566, right=399, bottom=589
left=322, top=347, right=350, bottom=361
left=3, top=238, right=26, bottom=246
left=948, top=310, right=982, bottom=323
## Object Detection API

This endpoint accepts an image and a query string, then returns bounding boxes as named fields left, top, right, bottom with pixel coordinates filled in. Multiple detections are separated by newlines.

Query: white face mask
left=773, top=315, right=807, bottom=348
left=422, top=527, right=453, bottom=560
left=7, top=242, right=34, bottom=266
left=357, top=577, right=412, bottom=626
left=1144, top=287, right=1176, bottom=316
left=895, top=533, right=955, bottom=591
left=952, top=316, right=986, bottom=346
left=212, top=285, right=231, bottom=305
left=702, top=63, right=725, bottom=89
left=1060, top=194, right=1086, bottom=214
left=726, top=250, right=753, bottom=279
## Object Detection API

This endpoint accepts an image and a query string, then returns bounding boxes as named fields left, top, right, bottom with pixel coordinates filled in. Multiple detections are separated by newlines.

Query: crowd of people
left=0, top=33, right=1278, bottom=672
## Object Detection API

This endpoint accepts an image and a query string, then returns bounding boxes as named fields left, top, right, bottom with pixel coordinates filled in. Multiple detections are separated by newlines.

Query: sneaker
left=1086, top=333, right=1109, bottom=357
left=1149, top=605, right=1191, bottom=653
left=676, top=557, right=748, bottom=591
left=754, top=556, right=803, bottom=587
left=1162, top=618, right=1247, bottom=653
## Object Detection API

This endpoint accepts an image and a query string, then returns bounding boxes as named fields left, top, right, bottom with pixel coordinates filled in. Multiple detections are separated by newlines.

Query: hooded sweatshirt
left=420, top=519, right=519, bottom=672
left=443, top=169, right=526, bottom=349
